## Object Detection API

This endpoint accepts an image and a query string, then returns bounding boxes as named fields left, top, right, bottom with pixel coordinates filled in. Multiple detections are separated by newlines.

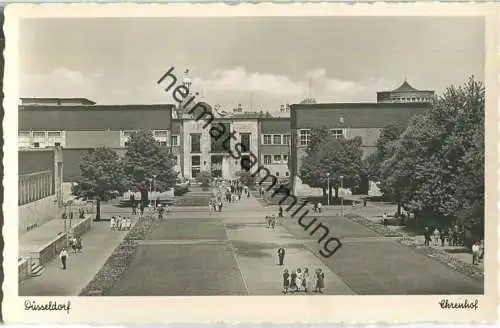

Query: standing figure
left=472, top=241, right=480, bottom=265
left=60, top=248, right=68, bottom=270
left=423, top=227, right=430, bottom=246
left=277, top=247, right=286, bottom=265
left=296, top=268, right=303, bottom=292
left=278, top=205, right=283, bottom=218
left=208, top=200, right=213, bottom=215
left=282, top=269, right=290, bottom=294
left=316, top=269, right=325, bottom=293
left=317, top=202, right=322, bottom=213
left=290, top=270, right=298, bottom=292
left=433, top=227, right=440, bottom=246
left=302, top=268, right=310, bottom=292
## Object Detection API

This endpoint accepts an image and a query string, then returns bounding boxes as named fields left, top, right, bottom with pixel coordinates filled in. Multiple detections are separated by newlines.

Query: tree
left=197, top=170, right=212, bottom=189
left=380, top=76, right=484, bottom=229
left=121, top=130, right=177, bottom=193
left=71, top=147, right=126, bottom=220
left=299, top=133, right=363, bottom=199
left=306, top=125, right=330, bottom=154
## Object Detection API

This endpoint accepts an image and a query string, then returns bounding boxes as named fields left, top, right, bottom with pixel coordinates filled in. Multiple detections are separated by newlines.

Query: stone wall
left=18, top=195, right=61, bottom=234
left=18, top=258, right=32, bottom=282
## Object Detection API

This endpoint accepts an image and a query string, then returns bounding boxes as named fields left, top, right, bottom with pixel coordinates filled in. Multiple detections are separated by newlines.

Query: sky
left=19, top=16, right=484, bottom=112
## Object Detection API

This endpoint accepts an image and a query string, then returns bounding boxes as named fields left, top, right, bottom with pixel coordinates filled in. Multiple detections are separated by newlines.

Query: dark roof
left=21, top=98, right=97, bottom=105
left=392, top=81, right=419, bottom=93
left=291, top=102, right=430, bottom=129
left=19, top=104, right=174, bottom=130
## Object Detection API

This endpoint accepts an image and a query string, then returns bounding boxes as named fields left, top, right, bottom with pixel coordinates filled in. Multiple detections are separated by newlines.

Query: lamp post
left=326, top=173, right=330, bottom=206
left=147, top=178, right=153, bottom=207
left=152, top=175, right=157, bottom=207
left=339, top=175, right=344, bottom=217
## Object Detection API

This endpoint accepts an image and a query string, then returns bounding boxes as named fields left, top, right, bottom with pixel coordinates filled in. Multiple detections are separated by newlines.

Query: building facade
left=19, top=148, right=64, bottom=233
left=289, top=101, right=432, bottom=196
left=18, top=79, right=433, bottom=196
left=19, top=98, right=174, bottom=181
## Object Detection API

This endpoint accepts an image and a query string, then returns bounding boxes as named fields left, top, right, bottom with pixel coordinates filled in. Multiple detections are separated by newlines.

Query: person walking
left=59, top=248, right=68, bottom=270
left=218, top=200, right=223, bottom=212
left=130, top=192, right=136, bottom=215
left=472, top=241, right=481, bottom=265
left=383, top=213, right=388, bottom=228
left=317, top=269, right=325, bottom=293
left=277, top=247, right=286, bottom=265
left=440, top=229, right=446, bottom=247
left=317, top=202, right=322, bottom=213
left=282, top=269, right=290, bottom=294
left=423, top=226, right=430, bottom=246
left=208, top=200, right=213, bottom=215
left=447, top=227, right=454, bottom=246
left=433, top=227, right=440, bottom=246
left=278, top=205, right=283, bottom=218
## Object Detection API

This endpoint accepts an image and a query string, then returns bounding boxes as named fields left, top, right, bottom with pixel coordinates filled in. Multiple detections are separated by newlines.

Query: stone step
left=31, top=262, right=45, bottom=277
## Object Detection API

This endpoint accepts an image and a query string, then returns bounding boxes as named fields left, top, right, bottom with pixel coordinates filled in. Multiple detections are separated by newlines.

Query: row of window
left=19, top=171, right=54, bottom=205
left=262, top=134, right=291, bottom=145
left=390, top=96, right=431, bottom=103
left=189, top=133, right=251, bottom=153
left=263, top=154, right=289, bottom=165
left=19, top=130, right=63, bottom=138
left=299, top=129, right=345, bottom=146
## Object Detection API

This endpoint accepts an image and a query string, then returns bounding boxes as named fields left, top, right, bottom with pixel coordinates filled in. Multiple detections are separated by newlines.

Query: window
left=158, top=141, right=167, bottom=147
left=240, top=133, right=251, bottom=152
left=192, top=155, right=201, bottom=166
left=283, top=155, right=289, bottom=163
left=33, top=142, right=40, bottom=148
left=123, top=130, right=133, bottom=138
left=171, top=135, right=179, bottom=147
left=299, top=129, right=311, bottom=146
left=276, top=172, right=280, bottom=177
left=285, top=172, right=290, bottom=177
left=331, top=129, right=344, bottom=139
left=33, top=131, right=46, bottom=138
left=273, top=135, right=282, bottom=145
left=191, top=167, right=201, bottom=179
left=264, top=155, right=272, bottom=165
left=273, top=155, right=281, bottom=163
left=191, top=134, right=201, bottom=153
left=19, top=131, right=31, bottom=138
left=283, top=135, right=291, bottom=145
left=154, top=130, right=168, bottom=138
left=263, top=135, right=272, bottom=145
left=47, top=131, right=61, bottom=137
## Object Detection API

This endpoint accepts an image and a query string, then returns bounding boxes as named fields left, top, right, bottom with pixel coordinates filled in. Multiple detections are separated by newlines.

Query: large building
left=18, top=79, right=433, bottom=196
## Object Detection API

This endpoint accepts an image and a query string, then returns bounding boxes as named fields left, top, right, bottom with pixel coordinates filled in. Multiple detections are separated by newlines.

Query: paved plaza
left=20, top=192, right=483, bottom=296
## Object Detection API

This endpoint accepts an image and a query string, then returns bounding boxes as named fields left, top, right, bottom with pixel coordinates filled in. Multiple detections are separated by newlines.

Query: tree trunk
left=397, top=203, right=402, bottom=217
left=334, top=187, right=339, bottom=199
left=94, top=198, right=101, bottom=221
left=322, top=187, right=327, bottom=197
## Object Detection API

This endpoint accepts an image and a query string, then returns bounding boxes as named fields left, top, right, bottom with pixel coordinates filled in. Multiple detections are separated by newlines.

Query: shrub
left=174, top=185, right=189, bottom=196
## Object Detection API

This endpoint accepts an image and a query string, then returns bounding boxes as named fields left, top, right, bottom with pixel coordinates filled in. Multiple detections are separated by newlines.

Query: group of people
left=265, top=213, right=278, bottom=229
left=282, top=268, right=326, bottom=294
left=424, top=225, right=466, bottom=247
left=208, top=179, right=250, bottom=214
left=110, top=216, right=133, bottom=231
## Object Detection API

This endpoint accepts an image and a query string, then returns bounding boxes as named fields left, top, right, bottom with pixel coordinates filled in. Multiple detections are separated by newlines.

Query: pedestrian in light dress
left=282, top=269, right=290, bottom=294
left=302, top=268, right=310, bottom=292
left=59, top=248, right=68, bottom=270
left=296, top=268, right=303, bottom=292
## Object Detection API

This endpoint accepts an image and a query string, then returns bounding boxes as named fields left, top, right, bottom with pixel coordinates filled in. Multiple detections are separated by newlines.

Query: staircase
left=31, top=262, right=45, bottom=277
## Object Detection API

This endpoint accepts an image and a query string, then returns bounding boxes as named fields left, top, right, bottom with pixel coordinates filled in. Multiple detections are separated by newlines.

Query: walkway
left=19, top=203, right=137, bottom=296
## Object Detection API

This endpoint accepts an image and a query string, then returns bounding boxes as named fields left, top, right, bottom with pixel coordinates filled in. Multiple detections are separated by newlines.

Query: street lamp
left=339, top=175, right=344, bottom=217
left=152, top=175, right=157, bottom=207
left=326, top=173, right=330, bottom=206
left=147, top=178, right=153, bottom=207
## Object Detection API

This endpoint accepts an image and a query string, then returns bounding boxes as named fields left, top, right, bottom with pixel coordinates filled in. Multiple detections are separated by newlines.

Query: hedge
left=79, top=216, right=155, bottom=296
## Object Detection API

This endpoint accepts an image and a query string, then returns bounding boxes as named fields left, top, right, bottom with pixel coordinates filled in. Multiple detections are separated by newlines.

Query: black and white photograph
left=4, top=3, right=498, bottom=324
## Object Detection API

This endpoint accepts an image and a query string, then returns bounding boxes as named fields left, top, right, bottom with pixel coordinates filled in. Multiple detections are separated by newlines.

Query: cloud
left=21, top=67, right=398, bottom=111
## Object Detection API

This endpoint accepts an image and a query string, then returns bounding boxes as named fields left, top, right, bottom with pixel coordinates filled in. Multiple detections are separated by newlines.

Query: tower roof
left=392, top=81, right=419, bottom=93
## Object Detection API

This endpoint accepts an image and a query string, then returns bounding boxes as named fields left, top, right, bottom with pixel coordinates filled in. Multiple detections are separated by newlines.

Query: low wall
left=19, top=195, right=62, bottom=234
left=71, top=216, right=92, bottom=237
left=30, top=233, right=67, bottom=266
left=18, top=258, right=32, bottom=282
left=28, top=216, right=93, bottom=267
